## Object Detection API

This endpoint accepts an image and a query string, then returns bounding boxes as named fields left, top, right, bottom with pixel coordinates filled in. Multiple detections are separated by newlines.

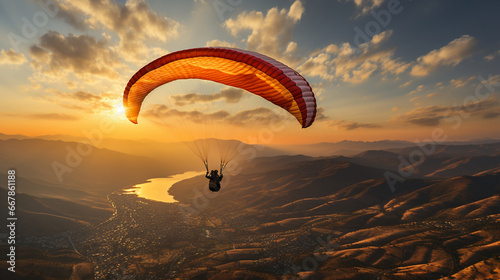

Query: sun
left=115, top=102, right=125, bottom=115
left=108, top=101, right=126, bottom=120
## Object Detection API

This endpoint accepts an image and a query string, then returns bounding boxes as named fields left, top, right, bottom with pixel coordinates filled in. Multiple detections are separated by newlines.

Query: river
left=124, top=171, right=204, bottom=203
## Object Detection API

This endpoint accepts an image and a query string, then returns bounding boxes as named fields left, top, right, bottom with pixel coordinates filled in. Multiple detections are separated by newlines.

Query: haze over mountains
left=2, top=132, right=498, bottom=158
left=1, top=133, right=500, bottom=279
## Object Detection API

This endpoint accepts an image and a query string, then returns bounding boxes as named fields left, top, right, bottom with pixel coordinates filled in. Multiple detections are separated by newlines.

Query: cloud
left=371, top=29, right=393, bottom=45
left=407, top=85, right=424, bottom=95
left=285, top=42, right=298, bottom=54
left=329, top=120, right=382, bottom=130
left=45, top=90, right=120, bottom=114
left=410, top=35, right=477, bottom=77
left=170, top=88, right=245, bottom=106
left=206, top=40, right=238, bottom=48
left=1, top=112, right=80, bottom=121
left=0, top=49, right=28, bottom=65
left=344, top=0, right=386, bottom=15
left=223, top=0, right=304, bottom=65
left=57, top=0, right=180, bottom=62
left=392, top=97, right=500, bottom=126
left=29, top=31, right=121, bottom=81
left=222, top=1, right=405, bottom=84
left=484, top=50, right=500, bottom=61
left=409, top=96, right=422, bottom=102
left=450, top=76, right=476, bottom=88
left=400, top=81, right=412, bottom=88
left=144, top=104, right=228, bottom=125
left=482, top=110, right=500, bottom=119
left=297, top=52, right=334, bottom=80
left=229, top=108, right=288, bottom=126
left=298, top=30, right=409, bottom=84
left=315, top=107, right=328, bottom=121
left=54, top=1, right=87, bottom=31
left=310, top=82, right=327, bottom=98
left=325, top=44, right=340, bottom=55
left=29, top=113, right=80, bottom=120
left=487, top=75, right=500, bottom=86
left=143, top=104, right=288, bottom=127
left=394, top=108, right=445, bottom=126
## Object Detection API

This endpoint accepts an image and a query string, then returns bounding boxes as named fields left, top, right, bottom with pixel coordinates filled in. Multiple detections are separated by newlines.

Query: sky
left=0, top=0, right=499, bottom=145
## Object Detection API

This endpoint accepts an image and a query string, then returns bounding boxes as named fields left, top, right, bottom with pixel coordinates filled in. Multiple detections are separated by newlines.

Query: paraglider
left=123, top=47, right=317, bottom=191
left=205, top=170, right=223, bottom=192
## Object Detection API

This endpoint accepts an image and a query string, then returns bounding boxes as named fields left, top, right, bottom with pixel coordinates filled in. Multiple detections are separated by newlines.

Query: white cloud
left=297, top=53, right=334, bottom=80
left=206, top=39, right=238, bottom=48
left=297, top=30, right=409, bottom=84
left=223, top=0, right=304, bottom=65
left=285, top=42, right=298, bottom=54
left=371, top=29, right=393, bottom=45
left=288, top=0, right=305, bottom=21
left=0, top=49, right=28, bottom=65
left=325, top=44, right=340, bottom=54
left=410, top=35, right=477, bottom=77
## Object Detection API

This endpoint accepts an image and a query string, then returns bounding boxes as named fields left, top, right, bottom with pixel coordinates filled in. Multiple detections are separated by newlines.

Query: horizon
left=1, top=130, right=500, bottom=146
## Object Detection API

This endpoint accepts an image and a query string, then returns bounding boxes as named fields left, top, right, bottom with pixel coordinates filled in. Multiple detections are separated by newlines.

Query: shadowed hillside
left=351, top=142, right=500, bottom=179
left=0, top=138, right=167, bottom=194
left=0, top=189, right=112, bottom=236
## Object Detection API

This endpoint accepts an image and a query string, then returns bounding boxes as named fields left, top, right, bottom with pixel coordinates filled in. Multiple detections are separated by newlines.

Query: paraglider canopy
left=123, top=47, right=317, bottom=128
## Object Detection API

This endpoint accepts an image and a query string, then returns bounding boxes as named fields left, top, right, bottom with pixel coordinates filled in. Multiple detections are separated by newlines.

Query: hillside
left=0, top=138, right=169, bottom=237
left=350, top=142, right=500, bottom=179
left=0, top=138, right=167, bottom=194
left=2, top=140, right=500, bottom=279
left=0, top=189, right=113, bottom=236
left=165, top=153, right=500, bottom=279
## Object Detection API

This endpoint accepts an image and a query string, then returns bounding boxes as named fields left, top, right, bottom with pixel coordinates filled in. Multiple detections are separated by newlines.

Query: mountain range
left=1, top=134, right=499, bottom=279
